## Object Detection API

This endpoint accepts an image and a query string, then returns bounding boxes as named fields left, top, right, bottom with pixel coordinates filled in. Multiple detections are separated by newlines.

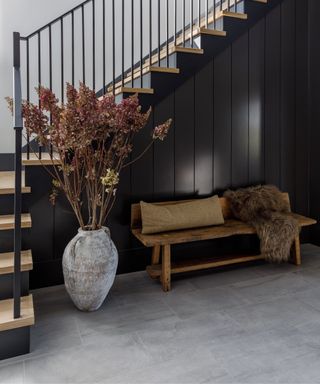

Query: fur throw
left=224, top=185, right=300, bottom=263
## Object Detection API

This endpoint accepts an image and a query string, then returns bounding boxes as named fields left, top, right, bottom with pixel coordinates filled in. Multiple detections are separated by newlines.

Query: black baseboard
left=0, top=327, right=30, bottom=361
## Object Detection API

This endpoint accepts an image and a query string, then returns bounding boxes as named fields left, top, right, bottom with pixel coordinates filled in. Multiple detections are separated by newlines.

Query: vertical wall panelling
left=309, top=0, right=320, bottom=243
left=174, top=77, right=195, bottom=197
left=107, top=165, right=132, bottom=268
left=213, top=47, right=232, bottom=191
left=264, top=6, right=281, bottom=186
left=280, top=0, right=296, bottom=207
left=153, top=94, right=175, bottom=200
left=231, top=32, right=249, bottom=187
left=248, top=19, right=265, bottom=184
left=295, top=0, right=309, bottom=216
left=131, top=111, right=154, bottom=201
left=194, top=61, right=214, bottom=196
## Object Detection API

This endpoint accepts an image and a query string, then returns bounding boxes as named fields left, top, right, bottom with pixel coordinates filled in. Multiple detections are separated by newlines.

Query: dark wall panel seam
left=212, top=58, right=215, bottom=193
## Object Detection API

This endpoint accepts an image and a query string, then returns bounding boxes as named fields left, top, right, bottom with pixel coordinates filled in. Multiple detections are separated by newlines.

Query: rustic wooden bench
left=131, top=194, right=317, bottom=292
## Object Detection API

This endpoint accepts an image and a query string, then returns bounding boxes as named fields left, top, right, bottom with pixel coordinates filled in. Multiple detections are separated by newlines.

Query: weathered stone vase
left=62, top=227, right=118, bottom=311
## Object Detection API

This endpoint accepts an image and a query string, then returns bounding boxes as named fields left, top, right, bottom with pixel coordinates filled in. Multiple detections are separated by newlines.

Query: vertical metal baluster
left=183, top=0, right=185, bottom=46
left=140, top=0, right=143, bottom=87
left=190, top=0, right=193, bottom=47
left=92, top=0, right=95, bottom=91
left=122, top=0, right=124, bottom=88
left=103, top=0, right=106, bottom=93
left=132, top=0, right=134, bottom=86
left=38, top=31, right=42, bottom=159
left=198, top=0, right=201, bottom=30
left=82, top=4, right=85, bottom=84
left=214, top=0, right=216, bottom=29
left=61, top=18, right=64, bottom=103
left=228, top=0, right=230, bottom=11
left=71, top=13, right=74, bottom=86
left=49, top=25, right=53, bottom=158
left=205, top=0, right=208, bottom=28
left=166, top=0, right=169, bottom=66
left=158, top=0, right=160, bottom=65
left=235, top=0, right=237, bottom=12
left=38, top=34, right=41, bottom=97
left=174, top=0, right=177, bottom=46
left=112, top=0, right=115, bottom=94
left=26, top=38, right=30, bottom=159
left=220, top=0, right=223, bottom=11
left=149, top=0, right=152, bottom=66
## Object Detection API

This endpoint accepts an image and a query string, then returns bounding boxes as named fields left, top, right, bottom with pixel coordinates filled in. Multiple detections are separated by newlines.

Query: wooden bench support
left=290, top=235, right=302, bottom=266
left=151, top=245, right=161, bottom=265
left=161, top=245, right=171, bottom=292
left=147, top=253, right=265, bottom=282
left=294, top=235, right=301, bottom=266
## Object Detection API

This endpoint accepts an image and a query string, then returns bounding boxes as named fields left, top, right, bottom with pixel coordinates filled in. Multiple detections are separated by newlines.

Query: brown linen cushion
left=140, top=195, right=225, bottom=234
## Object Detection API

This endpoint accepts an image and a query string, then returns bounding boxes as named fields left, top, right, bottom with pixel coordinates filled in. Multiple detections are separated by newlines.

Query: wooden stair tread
left=149, top=66, right=180, bottom=74
left=22, top=152, right=60, bottom=166
left=198, top=28, right=227, bottom=36
left=108, top=66, right=180, bottom=92
left=0, top=214, right=32, bottom=231
left=147, top=254, right=265, bottom=277
left=0, top=171, right=31, bottom=195
left=133, top=214, right=316, bottom=247
left=0, top=250, right=33, bottom=275
left=115, top=87, right=154, bottom=96
left=222, top=11, right=248, bottom=20
left=0, top=295, right=34, bottom=332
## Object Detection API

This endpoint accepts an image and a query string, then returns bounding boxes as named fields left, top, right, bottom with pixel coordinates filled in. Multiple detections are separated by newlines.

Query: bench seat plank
left=132, top=213, right=316, bottom=247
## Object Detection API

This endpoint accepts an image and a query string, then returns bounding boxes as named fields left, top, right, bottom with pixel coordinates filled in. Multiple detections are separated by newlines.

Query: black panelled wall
left=18, top=0, right=316, bottom=288
left=309, top=0, right=320, bottom=245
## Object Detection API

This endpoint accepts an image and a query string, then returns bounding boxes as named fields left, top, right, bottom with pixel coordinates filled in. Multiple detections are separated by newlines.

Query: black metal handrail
left=13, top=32, right=23, bottom=319
left=19, top=0, right=243, bottom=126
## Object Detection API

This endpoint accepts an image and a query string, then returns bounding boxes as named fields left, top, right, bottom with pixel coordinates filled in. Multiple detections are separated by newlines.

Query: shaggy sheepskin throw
left=224, top=185, right=300, bottom=263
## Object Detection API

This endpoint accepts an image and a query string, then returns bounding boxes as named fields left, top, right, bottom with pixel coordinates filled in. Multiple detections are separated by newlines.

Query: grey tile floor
left=2, top=243, right=320, bottom=383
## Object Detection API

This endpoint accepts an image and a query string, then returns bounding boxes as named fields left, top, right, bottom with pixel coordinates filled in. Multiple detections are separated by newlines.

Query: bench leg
left=293, top=235, right=302, bottom=266
left=151, top=245, right=161, bottom=265
left=161, top=245, right=171, bottom=292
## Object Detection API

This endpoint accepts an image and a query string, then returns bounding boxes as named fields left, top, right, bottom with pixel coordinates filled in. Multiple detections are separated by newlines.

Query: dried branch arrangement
left=7, top=84, right=171, bottom=230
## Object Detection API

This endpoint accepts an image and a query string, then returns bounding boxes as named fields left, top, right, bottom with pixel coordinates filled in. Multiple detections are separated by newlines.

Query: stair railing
left=17, top=0, right=243, bottom=159
left=13, top=32, right=23, bottom=319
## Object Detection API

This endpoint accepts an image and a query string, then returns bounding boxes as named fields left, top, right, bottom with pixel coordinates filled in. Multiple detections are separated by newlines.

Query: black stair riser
left=0, top=327, right=30, bottom=361
left=0, top=195, right=29, bottom=216
left=0, top=230, right=30, bottom=254
left=0, top=272, right=29, bottom=300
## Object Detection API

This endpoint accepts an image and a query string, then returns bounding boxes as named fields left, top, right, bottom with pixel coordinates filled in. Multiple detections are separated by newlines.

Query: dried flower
left=153, top=119, right=172, bottom=141
left=101, top=169, right=119, bottom=193
left=52, top=179, right=61, bottom=188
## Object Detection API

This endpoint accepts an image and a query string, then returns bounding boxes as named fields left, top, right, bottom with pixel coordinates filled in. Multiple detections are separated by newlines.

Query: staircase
left=0, top=172, right=34, bottom=360
left=1, top=0, right=283, bottom=360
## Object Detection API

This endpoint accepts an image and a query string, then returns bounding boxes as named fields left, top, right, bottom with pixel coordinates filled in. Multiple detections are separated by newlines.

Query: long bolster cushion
left=140, top=195, right=225, bottom=234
